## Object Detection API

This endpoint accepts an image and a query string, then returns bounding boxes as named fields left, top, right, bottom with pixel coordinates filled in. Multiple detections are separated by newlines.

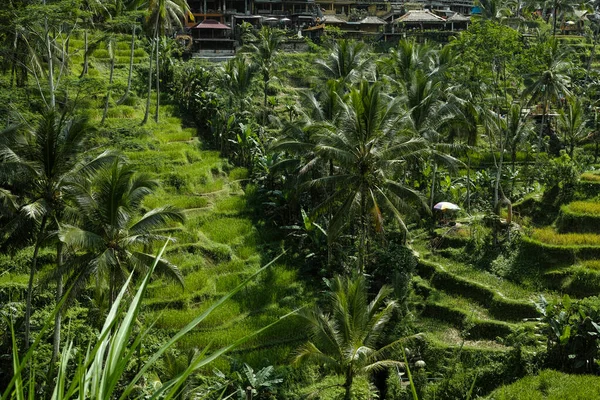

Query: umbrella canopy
left=433, top=202, right=460, bottom=211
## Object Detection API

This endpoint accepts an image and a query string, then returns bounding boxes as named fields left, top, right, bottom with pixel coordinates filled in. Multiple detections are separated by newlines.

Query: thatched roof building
left=396, top=10, right=446, bottom=25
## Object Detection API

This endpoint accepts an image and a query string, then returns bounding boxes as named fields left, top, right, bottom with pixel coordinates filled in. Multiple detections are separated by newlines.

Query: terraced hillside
left=94, top=105, right=308, bottom=372
left=515, top=170, right=600, bottom=297
left=0, top=33, right=310, bottom=374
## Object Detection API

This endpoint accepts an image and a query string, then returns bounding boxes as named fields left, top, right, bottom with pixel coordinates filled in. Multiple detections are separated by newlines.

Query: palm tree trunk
left=466, top=153, right=471, bottom=214
left=51, top=242, right=63, bottom=365
left=154, top=34, right=160, bottom=123
left=538, top=100, right=548, bottom=158
left=142, top=39, right=155, bottom=125
left=344, top=365, right=353, bottom=400
left=263, top=71, right=269, bottom=125
left=552, top=2, right=558, bottom=36
left=117, top=24, right=136, bottom=105
left=494, top=151, right=503, bottom=211
left=80, top=30, right=89, bottom=78
left=101, top=49, right=115, bottom=125
left=44, top=0, right=55, bottom=109
left=429, top=161, right=437, bottom=211
left=25, top=215, right=47, bottom=348
left=358, top=188, right=367, bottom=274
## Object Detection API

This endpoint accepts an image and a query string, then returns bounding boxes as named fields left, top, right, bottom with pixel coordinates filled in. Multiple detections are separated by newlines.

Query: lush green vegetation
left=5, top=0, right=600, bottom=398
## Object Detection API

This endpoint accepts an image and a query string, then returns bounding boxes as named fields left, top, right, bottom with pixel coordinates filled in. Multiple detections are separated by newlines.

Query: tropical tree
left=523, top=39, right=572, bottom=155
left=403, top=68, right=462, bottom=210
left=309, top=80, right=428, bottom=272
left=558, top=96, right=589, bottom=158
left=220, top=55, right=258, bottom=112
left=380, top=39, right=437, bottom=89
left=245, top=26, right=284, bottom=117
left=0, top=110, right=112, bottom=356
left=101, top=33, right=117, bottom=124
left=58, top=159, right=185, bottom=306
left=142, top=0, right=193, bottom=124
left=316, top=39, right=372, bottom=86
left=294, top=274, right=403, bottom=400
left=476, top=0, right=512, bottom=20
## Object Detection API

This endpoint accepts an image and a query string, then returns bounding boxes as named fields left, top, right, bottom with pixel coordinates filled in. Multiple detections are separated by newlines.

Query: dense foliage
left=4, top=0, right=600, bottom=398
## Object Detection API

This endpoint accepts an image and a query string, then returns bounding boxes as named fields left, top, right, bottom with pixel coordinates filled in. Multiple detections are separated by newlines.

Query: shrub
left=370, top=236, right=417, bottom=303
left=541, top=153, right=579, bottom=207
left=229, top=167, right=249, bottom=181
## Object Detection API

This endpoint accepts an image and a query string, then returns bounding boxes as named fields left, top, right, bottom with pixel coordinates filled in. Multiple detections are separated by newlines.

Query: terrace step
left=416, top=257, right=540, bottom=322
left=544, top=263, right=600, bottom=298
left=414, top=276, right=541, bottom=343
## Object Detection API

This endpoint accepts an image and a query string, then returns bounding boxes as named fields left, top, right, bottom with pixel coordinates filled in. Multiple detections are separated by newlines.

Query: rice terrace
left=4, top=0, right=600, bottom=399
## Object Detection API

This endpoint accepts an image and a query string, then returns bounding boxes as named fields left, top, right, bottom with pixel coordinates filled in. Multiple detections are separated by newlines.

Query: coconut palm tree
left=523, top=38, right=572, bottom=155
left=245, top=26, right=284, bottom=117
left=379, top=39, right=437, bottom=91
left=316, top=39, right=372, bottom=86
left=309, top=80, right=428, bottom=272
left=294, top=274, right=404, bottom=400
left=59, top=159, right=185, bottom=306
left=142, top=0, right=193, bottom=124
left=558, top=96, right=589, bottom=159
left=0, top=110, right=113, bottom=353
left=220, top=55, right=258, bottom=112
left=476, top=0, right=512, bottom=20
left=403, top=69, right=462, bottom=210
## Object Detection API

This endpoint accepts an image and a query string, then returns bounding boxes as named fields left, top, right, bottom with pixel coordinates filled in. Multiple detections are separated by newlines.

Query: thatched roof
left=323, top=15, right=346, bottom=24
left=446, top=12, right=470, bottom=22
left=396, top=10, right=446, bottom=24
left=360, top=16, right=387, bottom=25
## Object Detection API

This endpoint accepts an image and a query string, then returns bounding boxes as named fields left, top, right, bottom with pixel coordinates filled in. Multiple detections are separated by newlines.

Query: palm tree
left=294, top=275, right=403, bottom=400
left=0, top=110, right=112, bottom=354
left=245, top=26, right=284, bottom=118
left=59, top=159, right=185, bottom=306
left=558, top=96, right=589, bottom=158
left=316, top=39, right=372, bottom=86
left=523, top=39, right=572, bottom=155
left=379, top=39, right=437, bottom=90
left=403, top=69, right=462, bottom=210
left=220, top=55, right=258, bottom=112
left=309, top=80, right=428, bottom=272
left=143, top=0, right=193, bottom=124
left=476, top=0, right=512, bottom=20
